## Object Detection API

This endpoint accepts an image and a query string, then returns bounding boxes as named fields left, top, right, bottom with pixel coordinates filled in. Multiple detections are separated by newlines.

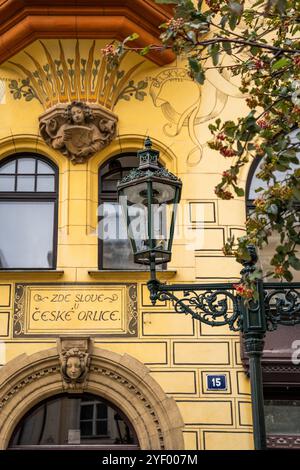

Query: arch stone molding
left=0, top=345, right=184, bottom=450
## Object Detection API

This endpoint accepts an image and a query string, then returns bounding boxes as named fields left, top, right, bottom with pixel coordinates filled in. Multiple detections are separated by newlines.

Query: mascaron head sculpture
left=39, top=101, right=118, bottom=164
left=60, top=347, right=89, bottom=383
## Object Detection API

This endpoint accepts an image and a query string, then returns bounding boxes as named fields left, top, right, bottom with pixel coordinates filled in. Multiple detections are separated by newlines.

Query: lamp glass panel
left=119, top=192, right=148, bottom=254
left=122, top=181, right=176, bottom=206
left=99, top=201, right=146, bottom=270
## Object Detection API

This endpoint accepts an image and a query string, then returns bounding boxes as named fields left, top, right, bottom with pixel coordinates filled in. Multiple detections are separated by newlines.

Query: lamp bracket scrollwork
left=147, top=280, right=300, bottom=333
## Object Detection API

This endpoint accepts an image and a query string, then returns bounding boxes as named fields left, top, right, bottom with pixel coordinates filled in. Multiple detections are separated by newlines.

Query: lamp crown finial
left=145, top=136, right=152, bottom=149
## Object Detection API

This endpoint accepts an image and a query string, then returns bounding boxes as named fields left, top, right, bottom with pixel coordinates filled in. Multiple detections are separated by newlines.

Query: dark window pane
left=80, top=421, right=93, bottom=437
left=37, top=160, right=55, bottom=174
left=9, top=393, right=138, bottom=447
left=265, top=400, right=300, bottom=434
left=36, top=176, right=55, bottom=192
left=17, top=158, right=36, bottom=174
left=16, top=176, right=35, bottom=192
left=0, top=175, right=15, bottom=191
left=80, top=404, right=93, bottom=420
left=102, top=179, right=120, bottom=192
left=100, top=203, right=144, bottom=270
left=0, top=160, right=16, bottom=174
left=97, top=404, right=107, bottom=419
left=96, top=420, right=107, bottom=435
left=0, top=201, right=54, bottom=268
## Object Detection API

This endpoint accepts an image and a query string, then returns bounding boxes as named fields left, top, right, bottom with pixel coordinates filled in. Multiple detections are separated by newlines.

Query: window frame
left=79, top=400, right=109, bottom=439
left=0, top=152, right=59, bottom=270
left=246, top=151, right=300, bottom=215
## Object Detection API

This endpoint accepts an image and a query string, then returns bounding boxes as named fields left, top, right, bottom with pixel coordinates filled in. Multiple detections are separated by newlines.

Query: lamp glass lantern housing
left=117, top=138, right=182, bottom=266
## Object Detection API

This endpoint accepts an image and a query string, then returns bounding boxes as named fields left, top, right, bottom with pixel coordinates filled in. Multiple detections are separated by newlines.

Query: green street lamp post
left=117, top=137, right=300, bottom=451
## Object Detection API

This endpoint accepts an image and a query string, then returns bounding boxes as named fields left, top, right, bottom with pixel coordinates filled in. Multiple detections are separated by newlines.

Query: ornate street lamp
left=117, top=137, right=300, bottom=451
left=117, top=137, right=182, bottom=268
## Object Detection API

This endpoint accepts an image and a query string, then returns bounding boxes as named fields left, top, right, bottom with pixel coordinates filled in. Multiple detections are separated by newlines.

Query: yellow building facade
left=0, top=1, right=254, bottom=450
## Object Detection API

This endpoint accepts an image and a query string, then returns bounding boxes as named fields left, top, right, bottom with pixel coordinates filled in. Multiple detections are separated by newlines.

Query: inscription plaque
left=13, top=283, right=137, bottom=337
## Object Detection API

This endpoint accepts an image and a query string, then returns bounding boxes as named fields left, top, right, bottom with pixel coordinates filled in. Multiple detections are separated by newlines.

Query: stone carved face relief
left=66, top=356, right=82, bottom=380
left=61, top=347, right=89, bottom=383
left=70, top=105, right=85, bottom=125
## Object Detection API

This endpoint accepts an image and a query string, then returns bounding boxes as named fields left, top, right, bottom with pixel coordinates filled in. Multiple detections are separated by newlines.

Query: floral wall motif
left=8, top=40, right=149, bottom=110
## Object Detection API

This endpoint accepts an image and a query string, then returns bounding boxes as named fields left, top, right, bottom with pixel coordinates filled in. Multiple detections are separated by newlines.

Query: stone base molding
left=0, top=344, right=184, bottom=450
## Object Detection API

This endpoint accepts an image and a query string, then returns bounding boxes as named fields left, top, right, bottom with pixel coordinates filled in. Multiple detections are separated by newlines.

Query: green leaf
left=228, top=1, right=243, bottom=16
left=188, top=58, right=206, bottom=84
left=283, top=270, right=293, bottom=282
left=229, top=13, right=238, bottom=30
left=220, top=15, right=228, bottom=28
left=123, top=33, right=139, bottom=44
left=293, top=188, right=300, bottom=201
left=271, top=57, right=291, bottom=70
left=140, top=46, right=150, bottom=56
left=222, top=41, right=232, bottom=55
left=233, top=186, right=245, bottom=197
left=135, top=91, right=146, bottom=101
left=189, top=57, right=200, bottom=72
left=210, top=43, right=220, bottom=66
left=275, top=0, right=287, bottom=14
left=195, top=69, right=205, bottom=84
left=137, top=81, right=148, bottom=90
left=289, top=255, right=300, bottom=270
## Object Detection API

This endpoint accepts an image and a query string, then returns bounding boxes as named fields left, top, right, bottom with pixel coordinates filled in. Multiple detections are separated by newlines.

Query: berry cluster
left=165, top=17, right=185, bottom=32
left=274, top=265, right=286, bottom=276
left=294, top=56, right=300, bottom=67
left=101, top=44, right=118, bottom=58
left=233, top=283, right=254, bottom=299
left=220, top=146, right=237, bottom=157
left=214, top=187, right=234, bottom=199
left=257, top=118, right=270, bottom=129
left=205, top=0, right=220, bottom=13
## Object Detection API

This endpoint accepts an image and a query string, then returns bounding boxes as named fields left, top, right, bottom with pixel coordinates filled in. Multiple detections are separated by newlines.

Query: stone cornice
left=0, top=0, right=175, bottom=65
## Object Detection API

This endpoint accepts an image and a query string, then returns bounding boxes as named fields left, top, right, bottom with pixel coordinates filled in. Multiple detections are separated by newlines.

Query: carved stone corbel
left=39, top=101, right=118, bottom=164
left=58, top=336, right=92, bottom=391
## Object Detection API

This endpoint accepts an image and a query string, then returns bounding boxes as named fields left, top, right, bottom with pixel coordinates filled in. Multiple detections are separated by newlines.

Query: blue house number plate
left=206, top=374, right=227, bottom=391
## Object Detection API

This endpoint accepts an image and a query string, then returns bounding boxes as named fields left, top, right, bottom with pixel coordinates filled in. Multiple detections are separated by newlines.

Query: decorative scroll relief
left=13, top=283, right=137, bottom=338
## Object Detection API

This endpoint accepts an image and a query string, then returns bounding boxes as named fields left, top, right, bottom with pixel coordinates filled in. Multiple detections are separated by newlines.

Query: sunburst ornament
left=8, top=40, right=146, bottom=110
left=8, top=40, right=149, bottom=163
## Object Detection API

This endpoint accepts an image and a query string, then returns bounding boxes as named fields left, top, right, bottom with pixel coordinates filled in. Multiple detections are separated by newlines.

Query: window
left=246, top=130, right=300, bottom=214
left=264, top=388, right=300, bottom=449
left=0, top=154, right=58, bottom=269
left=80, top=400, right=108, bottom=437
left=9, top=393, right=139, bottom=448
left=246, top=135, right=300, bottom=276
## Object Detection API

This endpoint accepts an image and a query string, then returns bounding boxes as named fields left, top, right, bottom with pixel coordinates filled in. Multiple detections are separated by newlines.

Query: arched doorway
left=9, top=393, right=139, bottom=450
left=0, top=346, right=184, bottom=450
